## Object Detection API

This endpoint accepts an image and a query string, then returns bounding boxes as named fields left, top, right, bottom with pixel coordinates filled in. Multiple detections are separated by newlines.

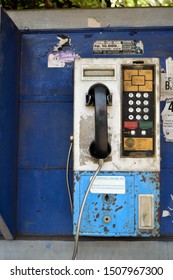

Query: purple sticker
left=48, top=50, right=80, bottom=68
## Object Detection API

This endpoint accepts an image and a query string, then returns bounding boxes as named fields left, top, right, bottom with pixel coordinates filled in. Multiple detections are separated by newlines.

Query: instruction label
left=93, top=40, right=144, bottom=54
left=90, top=176, right=125, bottom=194
left=161, top=57, right=173, bottom=100
left=161, top=98, right=173, bottom=141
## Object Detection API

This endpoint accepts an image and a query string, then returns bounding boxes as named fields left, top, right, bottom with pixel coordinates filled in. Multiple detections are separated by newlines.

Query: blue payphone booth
left=1, top=7, right=173, bottom=259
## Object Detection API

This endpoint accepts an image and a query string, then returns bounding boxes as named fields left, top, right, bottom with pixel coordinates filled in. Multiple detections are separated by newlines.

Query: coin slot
left=133, top=60, right=144, bottom=64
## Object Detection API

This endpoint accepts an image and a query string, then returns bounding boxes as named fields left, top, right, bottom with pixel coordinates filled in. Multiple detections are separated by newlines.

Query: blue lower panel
left=17, top=169, right=72, bottom=235
left=73, top=171, right=160, bottom=237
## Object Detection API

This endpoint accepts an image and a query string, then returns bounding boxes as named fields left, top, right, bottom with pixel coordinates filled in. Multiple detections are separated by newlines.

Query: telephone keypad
left=125, top=91, right=152, bottom=122
left=122, top=65, right=155, bottom=157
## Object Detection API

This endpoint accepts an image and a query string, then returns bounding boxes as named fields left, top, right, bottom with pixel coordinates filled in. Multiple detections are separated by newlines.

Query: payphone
left=73, top=58, right=160, bottom=241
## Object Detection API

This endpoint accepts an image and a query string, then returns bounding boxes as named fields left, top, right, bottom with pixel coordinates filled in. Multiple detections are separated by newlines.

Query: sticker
left=90, top=176, right=125, bottom=194
left=162, top=210, right=171, bottom=217
left=48, top=51, right=80, bottom=68
left=162, top=195, right=173, bottom=222
left=161, top=98, right=173, bottom=141
left=124, top=138, right=153, bottom=151
left=93, top=40, right=144, bottom=55
left=161, top=57, right=173, bottom=100
left=48, top=35, right=80, bottom=68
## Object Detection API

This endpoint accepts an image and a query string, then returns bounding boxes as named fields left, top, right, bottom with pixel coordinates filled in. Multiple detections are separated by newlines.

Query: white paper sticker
left=161, top=57, right=173, bottom=100
left=161, top=98, right=173, bottom=141
left=90, top=176, right=125, bottom=194
left=93, top=40, right=143, bottom=54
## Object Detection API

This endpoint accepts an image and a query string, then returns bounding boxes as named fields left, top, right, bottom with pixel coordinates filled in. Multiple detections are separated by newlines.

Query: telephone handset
left=86, top=83, right=111, bottom=159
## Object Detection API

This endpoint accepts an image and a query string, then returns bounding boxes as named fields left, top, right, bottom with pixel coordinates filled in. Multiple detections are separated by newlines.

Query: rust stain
left=96, top=213, right=100, bottom=219
left=149, top=176, right=159, bottom=184
left=103, top=226, right=109, bottom=233
left=74, top=172, right=80, bottom=182
left=102, top=206, right=111, bottom=211
left=140, top=175, right=146, bottom=182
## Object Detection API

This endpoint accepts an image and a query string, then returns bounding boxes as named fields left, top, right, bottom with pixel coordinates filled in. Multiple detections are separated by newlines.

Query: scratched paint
left=73, top=171, right=160, bottom=237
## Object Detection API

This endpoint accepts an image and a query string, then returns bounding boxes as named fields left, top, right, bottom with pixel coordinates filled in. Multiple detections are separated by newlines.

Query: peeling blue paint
left=73, top=171, right=160, bottom=237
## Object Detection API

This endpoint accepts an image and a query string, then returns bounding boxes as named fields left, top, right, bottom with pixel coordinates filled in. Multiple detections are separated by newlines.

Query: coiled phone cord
left=72, top=159, right=104, bottom=260
left=66, top=136, right=74, bottom=214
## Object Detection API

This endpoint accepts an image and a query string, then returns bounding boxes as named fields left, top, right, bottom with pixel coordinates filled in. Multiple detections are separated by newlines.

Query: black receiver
left=86, top=83, right=111, bottom=159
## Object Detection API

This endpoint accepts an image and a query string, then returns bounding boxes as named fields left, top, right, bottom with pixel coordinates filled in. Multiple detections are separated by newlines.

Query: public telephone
left=73, top=58, right=160, bottom=240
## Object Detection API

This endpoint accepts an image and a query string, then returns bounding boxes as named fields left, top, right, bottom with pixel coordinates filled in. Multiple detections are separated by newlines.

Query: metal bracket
left=0, top=214, right=14, bottom=240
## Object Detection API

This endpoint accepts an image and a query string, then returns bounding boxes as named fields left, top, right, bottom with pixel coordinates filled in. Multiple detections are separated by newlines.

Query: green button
left=139, top=122, right=153, bottom=130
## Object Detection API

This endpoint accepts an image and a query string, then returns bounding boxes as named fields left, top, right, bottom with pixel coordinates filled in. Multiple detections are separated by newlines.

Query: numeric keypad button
left=129, top=107, right=134, bottom=112
left=136, top=115, right=141, bottom=120
left=136, top=107, right=141, bottom=113
left=143, top=107, right=149, bottom=113
left=128, top=115, right=134, bottom=120
left=143, top=92, right=149, bottom=98
left=143, top=115, right=149, bottom=120
left=128, top=100, right=134, bottom=105
left=136, top=100, right=141, bottom=105
left=129, top=93, right=134, bottom=98
left=143, top=100, right=149, bottom=106
left=136, top=92, right=141, bottom=98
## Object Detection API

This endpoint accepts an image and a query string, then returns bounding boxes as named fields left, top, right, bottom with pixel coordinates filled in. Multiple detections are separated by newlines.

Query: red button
left=124, top=121, right=138, bottom=130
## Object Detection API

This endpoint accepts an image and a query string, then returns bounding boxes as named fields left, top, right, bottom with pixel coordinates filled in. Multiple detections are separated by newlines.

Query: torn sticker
left=48, top=35, right=80, bottom=68
left=162, top=210, right=171, bottom=217
left=53, top=35, right=71, bottom=51
left=48, top=51, right=80, bottom=68
left=161, top=57, right=173, bottom=100
left=161, top=98, right=173, bottom=141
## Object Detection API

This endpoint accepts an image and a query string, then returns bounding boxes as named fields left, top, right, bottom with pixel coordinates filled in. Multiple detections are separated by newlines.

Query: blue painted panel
left=73, top=171, right=159, bottom=237
left=0, top=9, right=21, bottom=237
left=160, top=169, right=173, bottom=236
left=20, top=28, right=173, bottom=101
left=78, top=174, right=135, bottom=236
left=20, top=34, right=73, bottom=98
left=18, top=102, right=73, bottom=168
left=17, top=169, right=72, bottom=235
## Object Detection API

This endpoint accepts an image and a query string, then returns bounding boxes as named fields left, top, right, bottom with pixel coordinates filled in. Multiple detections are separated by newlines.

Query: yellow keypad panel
left=123, top=69, right=153, bottom=92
